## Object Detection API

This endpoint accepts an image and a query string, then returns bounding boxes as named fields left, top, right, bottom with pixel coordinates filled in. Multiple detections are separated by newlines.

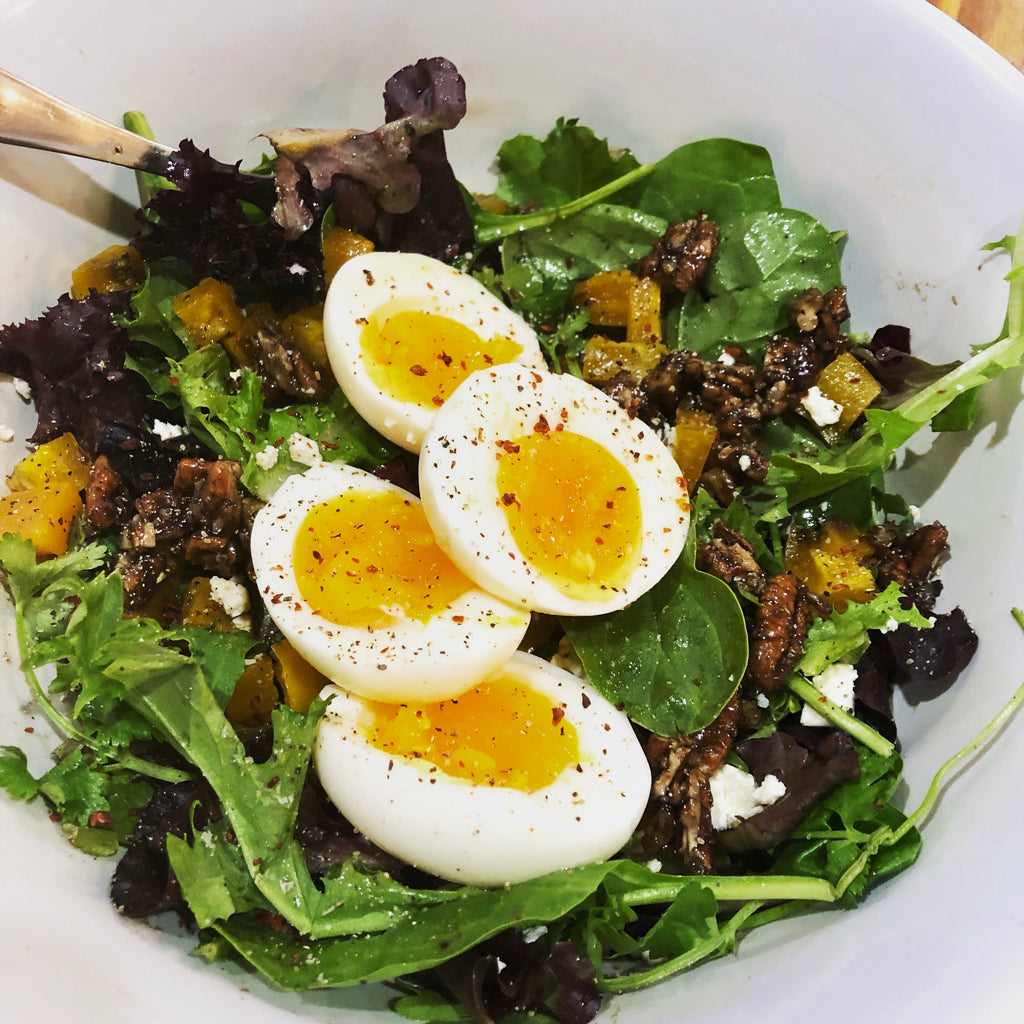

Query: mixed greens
left=1, top=57, right=1023, bottom=1024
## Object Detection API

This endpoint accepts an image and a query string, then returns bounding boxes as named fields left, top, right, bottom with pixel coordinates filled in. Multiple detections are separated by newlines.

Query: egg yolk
left=362, top=674, right=580, bottom=790
left=361, top=309, right=523, bottom=409
left=495, top=428, right=643, bottom=599
left=293, top=489, right=474, bottom=628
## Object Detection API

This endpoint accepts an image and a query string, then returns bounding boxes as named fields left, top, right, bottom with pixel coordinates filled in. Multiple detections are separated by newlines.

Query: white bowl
left=2, top=0, right=1023, bottom=1021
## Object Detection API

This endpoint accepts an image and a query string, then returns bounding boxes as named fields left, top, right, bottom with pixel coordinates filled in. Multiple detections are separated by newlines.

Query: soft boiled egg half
left=249, top=460, right=531, bottom=702
left=314, top=651, right=652, bottom=886
left=418, top=364, right=691, bottom=617
left=322, top=251, right=547, bottom=452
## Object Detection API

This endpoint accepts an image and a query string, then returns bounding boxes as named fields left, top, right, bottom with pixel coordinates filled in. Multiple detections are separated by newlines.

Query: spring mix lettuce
left=1, top=57, right=1023, bottom=1024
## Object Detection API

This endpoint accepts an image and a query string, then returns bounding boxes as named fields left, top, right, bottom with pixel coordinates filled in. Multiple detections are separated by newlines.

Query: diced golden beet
left=472, top=193, right=509, bottom=214
left=272, top=639, right=329, bottom=713
left=282, top=303, right=331, bottom=371
left=225, top=653, right=278, bottom=726
left=813, top=353, right=882, bottom=443
left=672, top=409, right=718, bottom=491
left=572, top=269, right=633, bottom=326
left=785, top=521, right=876, bottom=611
left=581, top=334, right=666, bottom=385
left=626, top=274, right=662, bottom=348
left=171, top=278, right=245, bottom=350
left=181, top=576, right=235, bottom=632
left=0, top=434, right=92, bottom=558
left=9, top=433, right=91, bottom=493
left=70, top=245, right=144, bottom=299
left=323, top=226, right=375, bottom=287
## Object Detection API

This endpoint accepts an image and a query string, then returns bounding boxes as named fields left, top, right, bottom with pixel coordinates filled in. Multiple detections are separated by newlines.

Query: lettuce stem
left=786, top=676, right=895, bottom=757
left=474, top=161, right=657, bottom=246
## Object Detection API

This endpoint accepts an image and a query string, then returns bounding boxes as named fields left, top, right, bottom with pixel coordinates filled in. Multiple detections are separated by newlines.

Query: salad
left=0, top=56, right=1022, bottom=1024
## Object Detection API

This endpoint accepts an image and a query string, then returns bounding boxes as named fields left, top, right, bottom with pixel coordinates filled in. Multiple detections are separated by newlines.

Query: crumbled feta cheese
left=255, top=444, right=280, bottom=470
left=800, top=661, right=858, bottom=727
left=152, top=419, right=185, bottom=441
left=801, top=385, right=843, bottom=427
left=0, top=424, right=13, bottom=443
left=209, top=577, right=251, bottom=620
left=288, top=262, right=309, bottom=277
left=908, top=504, right=921, bottom=522
left=737, top=453, right=752, bottom=472
left=718, top=350, right=736, bottom=365
left=756, top=691, right=770, bottom=709
left=879, top=617, right=900, bottom=634
left=709, top=764, right=786, bottom=831
left=13, top=378, right=32, bottom=402
left=645, top=858, right=663, bottom=873
left=288, top=432, right=321, bottom=466
left=522, top=925, right=548, bottom=944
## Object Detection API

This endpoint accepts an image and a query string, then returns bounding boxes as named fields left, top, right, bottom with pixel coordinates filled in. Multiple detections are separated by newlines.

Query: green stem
left=619, top=873, right=835, bottom=909
left=787, top=676, right=895, bottom=757
left=600, top=900, right=764, bottom=993
left=474, top=161, right=657, bottom=246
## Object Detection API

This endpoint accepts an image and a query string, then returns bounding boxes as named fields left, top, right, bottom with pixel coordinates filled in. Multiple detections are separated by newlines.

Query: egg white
left=418, top=364, right=691, bottom=616
left=314, top=651, right=652, bottom=887
left=322, top=251, right=547, bottom=453
left=249, top=461, right=531, bottom=702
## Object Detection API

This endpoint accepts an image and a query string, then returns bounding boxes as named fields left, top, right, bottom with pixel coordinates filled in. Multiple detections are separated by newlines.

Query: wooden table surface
left=930, top=0, right=1024, bottom=67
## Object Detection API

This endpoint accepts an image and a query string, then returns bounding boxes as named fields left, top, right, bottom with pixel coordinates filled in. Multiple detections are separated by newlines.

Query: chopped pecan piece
left=640, top=693, right=741, bottom=873
left=638, top=213, right=719, bottom=293
left=867, top=521, right=949, bottom=613
left=85, top=455, right=131, bottom=532
left=747, top=573, right=813, bottom=692
left=696, top=520, right=766, bottom=595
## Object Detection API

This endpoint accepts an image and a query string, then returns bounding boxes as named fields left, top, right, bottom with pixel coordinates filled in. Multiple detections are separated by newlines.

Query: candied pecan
left=788, top=285, right=850, bottom=346
left=747, top=573, right=813, bottom=692
left=641, top=693, right=741, bottom=873
left=240, top=313, right=331, bottom=402
left=85, top=455, right=131, bottom=532
left=637, top=213, right=719, bottom=293
left=710, top=440, right=769, bottom=485
left=867, top=520, right=949, bottom=612
left=696, top=520, right=766, bottom=595
left=117, top=550, right=172, bottom=609
left=176, top=458, right=243, bottom=538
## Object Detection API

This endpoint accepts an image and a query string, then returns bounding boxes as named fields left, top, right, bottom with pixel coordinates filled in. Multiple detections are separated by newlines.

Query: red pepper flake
left=409, top=364, right=428, bottom=376
left=534, top=414, right=551, bottom=435
left=88, top=811, right=115, bottom=828
left=501, top=492, right=518, bottom=506
left=498, top=439, right=520, bottom=454
left=266, top=775, right=280, bottom=789
left=552, top=706, right=566, bottom=726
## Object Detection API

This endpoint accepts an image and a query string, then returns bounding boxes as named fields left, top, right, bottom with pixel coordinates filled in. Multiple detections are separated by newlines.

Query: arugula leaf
left=797, top=582, right=932, bottom=677
left=563, top=529, right=748, bottom=736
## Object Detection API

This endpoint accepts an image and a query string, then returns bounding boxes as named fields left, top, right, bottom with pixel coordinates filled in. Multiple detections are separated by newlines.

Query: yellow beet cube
left=181, top=576, right=235, bottom=632
left=813, top=353, right=882, bottom=443
left=272, top=639, right=329, bottom=713
left=626, top=274, right=662, bottom=349
left=785, top=521, right=876, bottom=611
left=171, top=278, right=245, bottom=350
left=572, top=269, right=633, bottom=326
left=225, top=653, right=279, bottom=727
left=282, top=303, right=331, bottom=371
left=323, top=227, right=375, bottom=287
left=581, top=335, right=666, bottom=385
left=71, top=245, right=144, bottom=299
left=672, top=409, right=718, bottom=492
left=0, top=434, right=92, bottom=558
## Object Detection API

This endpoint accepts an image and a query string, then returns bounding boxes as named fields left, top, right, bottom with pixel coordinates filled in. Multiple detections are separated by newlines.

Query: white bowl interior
left=2, top=1, right=1024, bottom=1021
